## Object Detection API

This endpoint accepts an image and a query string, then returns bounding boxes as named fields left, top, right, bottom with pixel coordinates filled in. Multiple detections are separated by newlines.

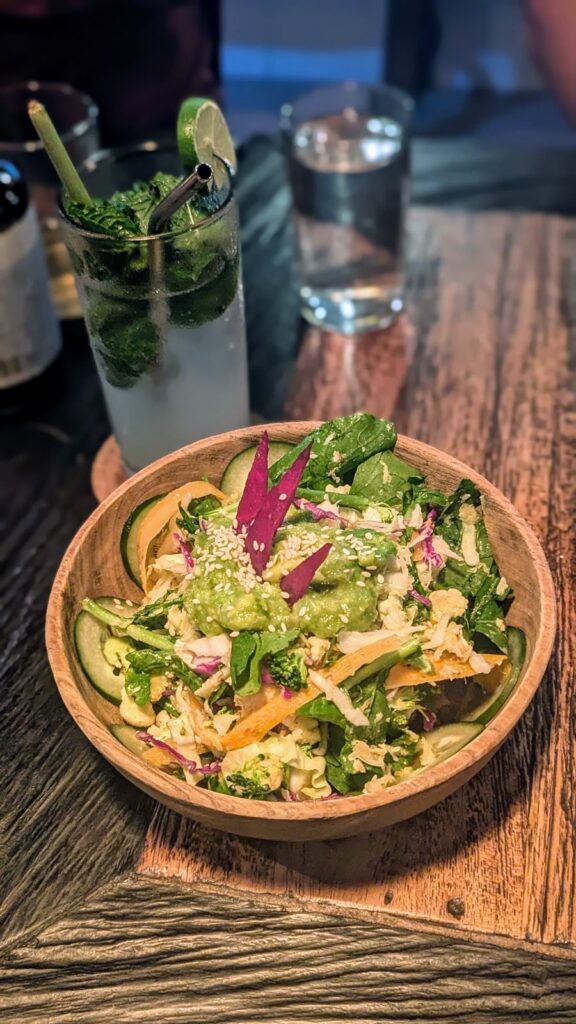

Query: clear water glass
left=282, top=82, right=413, bottom=334
left=60, top=143, right=250, bottom=473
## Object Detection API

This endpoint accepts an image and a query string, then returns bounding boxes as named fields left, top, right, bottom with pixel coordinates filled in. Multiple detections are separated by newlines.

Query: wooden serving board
left=137, top=208, right=574, bottom=958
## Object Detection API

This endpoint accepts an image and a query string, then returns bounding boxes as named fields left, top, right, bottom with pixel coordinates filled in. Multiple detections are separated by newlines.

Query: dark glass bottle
left=0, top=159, right=62, bottom=414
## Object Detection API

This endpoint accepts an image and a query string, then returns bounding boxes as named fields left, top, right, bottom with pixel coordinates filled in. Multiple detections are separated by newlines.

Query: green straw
left=28, top=99, right=91, bottom=205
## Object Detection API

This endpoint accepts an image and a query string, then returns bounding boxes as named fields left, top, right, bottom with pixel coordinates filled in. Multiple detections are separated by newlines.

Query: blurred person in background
left=524, top=0, right=576, bottom=124
left=0, top=1, right=219, bottom=144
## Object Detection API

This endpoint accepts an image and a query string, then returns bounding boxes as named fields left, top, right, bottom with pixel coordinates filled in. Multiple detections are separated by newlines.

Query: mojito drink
left=60, top=144, right=249, bottom=472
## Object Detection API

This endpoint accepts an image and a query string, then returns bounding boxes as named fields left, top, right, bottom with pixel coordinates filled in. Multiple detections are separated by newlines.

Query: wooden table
left=2, top=139, right=575, bottom=1022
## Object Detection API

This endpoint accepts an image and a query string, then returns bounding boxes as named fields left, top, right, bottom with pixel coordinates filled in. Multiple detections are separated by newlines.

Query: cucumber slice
left=464, top=627, right=526, bottom=725
left=110, top=724, right=150, bottom=758
left=120, top=495, right=164, bottom=587
left=421, top=722, right=483, bottom=768
left=220, top=441, right=295, bottom=497
left=74, top=598, right=134, bottom=704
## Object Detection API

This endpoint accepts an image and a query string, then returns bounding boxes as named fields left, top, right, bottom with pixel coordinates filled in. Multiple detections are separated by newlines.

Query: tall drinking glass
left=282, top=82, right=413, bottom=334
left=60, top=143, right=250, bottom=473
left=0, top=81, right=100, bottom=318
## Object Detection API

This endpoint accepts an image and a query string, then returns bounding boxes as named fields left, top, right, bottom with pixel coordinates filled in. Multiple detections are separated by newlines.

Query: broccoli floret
left=266, top=649, right=308, bottom=691
left=223, top=753, right=283, bottom=799
left=226, top=771, right=270, bottom=800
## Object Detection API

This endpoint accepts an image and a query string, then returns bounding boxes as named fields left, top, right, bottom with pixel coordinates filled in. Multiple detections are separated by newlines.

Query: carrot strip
left=385, top=653, right=506, bottom=690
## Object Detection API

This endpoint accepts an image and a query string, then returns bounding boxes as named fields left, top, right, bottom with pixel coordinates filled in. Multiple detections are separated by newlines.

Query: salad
left=76, top=414, right=525, bottom=802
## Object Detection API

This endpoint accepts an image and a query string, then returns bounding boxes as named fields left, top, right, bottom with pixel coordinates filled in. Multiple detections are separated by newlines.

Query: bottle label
left=0, top=206, right=62, bottom=388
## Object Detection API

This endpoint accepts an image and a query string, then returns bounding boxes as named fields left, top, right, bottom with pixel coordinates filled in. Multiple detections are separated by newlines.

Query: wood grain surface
left=3, top=876, right=576, bottom=1024
left=138, top=209, right=575, bottom=955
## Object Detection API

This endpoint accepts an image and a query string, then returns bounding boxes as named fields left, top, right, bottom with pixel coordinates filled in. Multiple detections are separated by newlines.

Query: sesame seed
left=365, top=532, right=373, bottom=540
left=280, top=622, right=287, bottom=632
left=279, top=493, right=288, bottom=501
left=280, top=591, right=290, bottom=599
left=126, top=599, right=134, bottom=607
left=357, top=581, right=366, bottom=588
left=340, top=614, right=349, bottom=624
left=113, top=598, right=121, bottom=607
left=268, top=624, right=276, bottom=632
left=377, top=574, right=384, bottom=584
left=299, top=607, right=307, bottom=617
left=259, top=542, right=265, bottom=552
left=206, top=616, right=213, bottom=623
left=362, top=570, right=371, bottom=578
left=230, top=631, right=239, bottom=637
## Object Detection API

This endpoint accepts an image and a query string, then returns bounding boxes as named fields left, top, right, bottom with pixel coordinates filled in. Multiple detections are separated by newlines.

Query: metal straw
left=148, top=162, right=213, bottom=235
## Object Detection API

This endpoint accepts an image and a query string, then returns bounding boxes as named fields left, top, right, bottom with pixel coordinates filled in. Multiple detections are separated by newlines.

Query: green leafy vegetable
left=269, top=414, right=397, bottom=489
left=66, top=197, right=140, bottom=238
left=124, top=669, right=151, bottom=705
left=176, top=494, right=222, bottom=535
left=230, top=629, right=299, bottom=696
left=132, top=595, right=182, bottom=628
left=351, top=451, right=423, bottom=508
left=125, top=649, right=202, bottom=691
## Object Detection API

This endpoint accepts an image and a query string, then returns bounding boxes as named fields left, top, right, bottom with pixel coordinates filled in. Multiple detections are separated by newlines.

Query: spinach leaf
left=176, top=494, right=222, bottom=535
left=230, top=629, right=300, bottom=696
left=351, top=451, right=423, bottom=508
left=125, top=649, right=202, bottom=691
left=297, top=695, right=347, bottom=729
left=324, top=751, right=372, bottom=795
left=468, top=575, right=508, bottom=652
left=229, top=632, right=257, bottom=694
left=124, top=669, right=151, bottom=705
left=269, top=414, right=397, bottom=489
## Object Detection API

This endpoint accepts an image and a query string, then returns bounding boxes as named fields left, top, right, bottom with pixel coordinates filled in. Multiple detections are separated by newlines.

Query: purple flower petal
left=135, top=732, right=221, bottom=774
left=235, top=431, right=269, bottom=530
left=246, top=443, right=312, bottom=575
left=173, top=532, right=194, bottom=571
left=281, top=542, right=332, bottom=607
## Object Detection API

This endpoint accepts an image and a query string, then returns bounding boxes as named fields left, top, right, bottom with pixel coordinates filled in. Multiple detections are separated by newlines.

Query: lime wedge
left=177, top=97, right=237, bottom=184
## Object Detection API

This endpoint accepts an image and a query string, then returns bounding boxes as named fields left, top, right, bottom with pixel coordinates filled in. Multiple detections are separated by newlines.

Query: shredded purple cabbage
left=281, top=687, right=293, bottom=700
left=408, top=588, right=431, bottom=608
left=136, top=732, right=221, bottom=774
left=173, top=532, right=194, bottom=571
left=281, top=542, right=332, bottom=607
left=245, top=443, right=312, bottom=575
left=414, top=510, right=444, bottom=569
left=161, top=688, right=176, bottom=697
left=235, top=431, right=269, bottom=530
left=293, top=497, right=342, bottom=523
left=422, top=710, right=438, bottom=733
left=191, top=656, right=222, bottom=677
left=260, top=665, right=275, bottom=686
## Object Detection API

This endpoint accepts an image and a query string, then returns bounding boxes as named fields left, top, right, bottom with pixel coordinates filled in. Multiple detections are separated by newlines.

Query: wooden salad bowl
left=46, top=423, right=556, bottom=841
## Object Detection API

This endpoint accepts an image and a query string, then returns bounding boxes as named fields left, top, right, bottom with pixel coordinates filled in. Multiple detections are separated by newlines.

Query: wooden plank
left=3, top=875, right=576, bottom=1024
left=0, top=337, right=152, bottom=951
left=137, top=209, right=575, bottom=953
